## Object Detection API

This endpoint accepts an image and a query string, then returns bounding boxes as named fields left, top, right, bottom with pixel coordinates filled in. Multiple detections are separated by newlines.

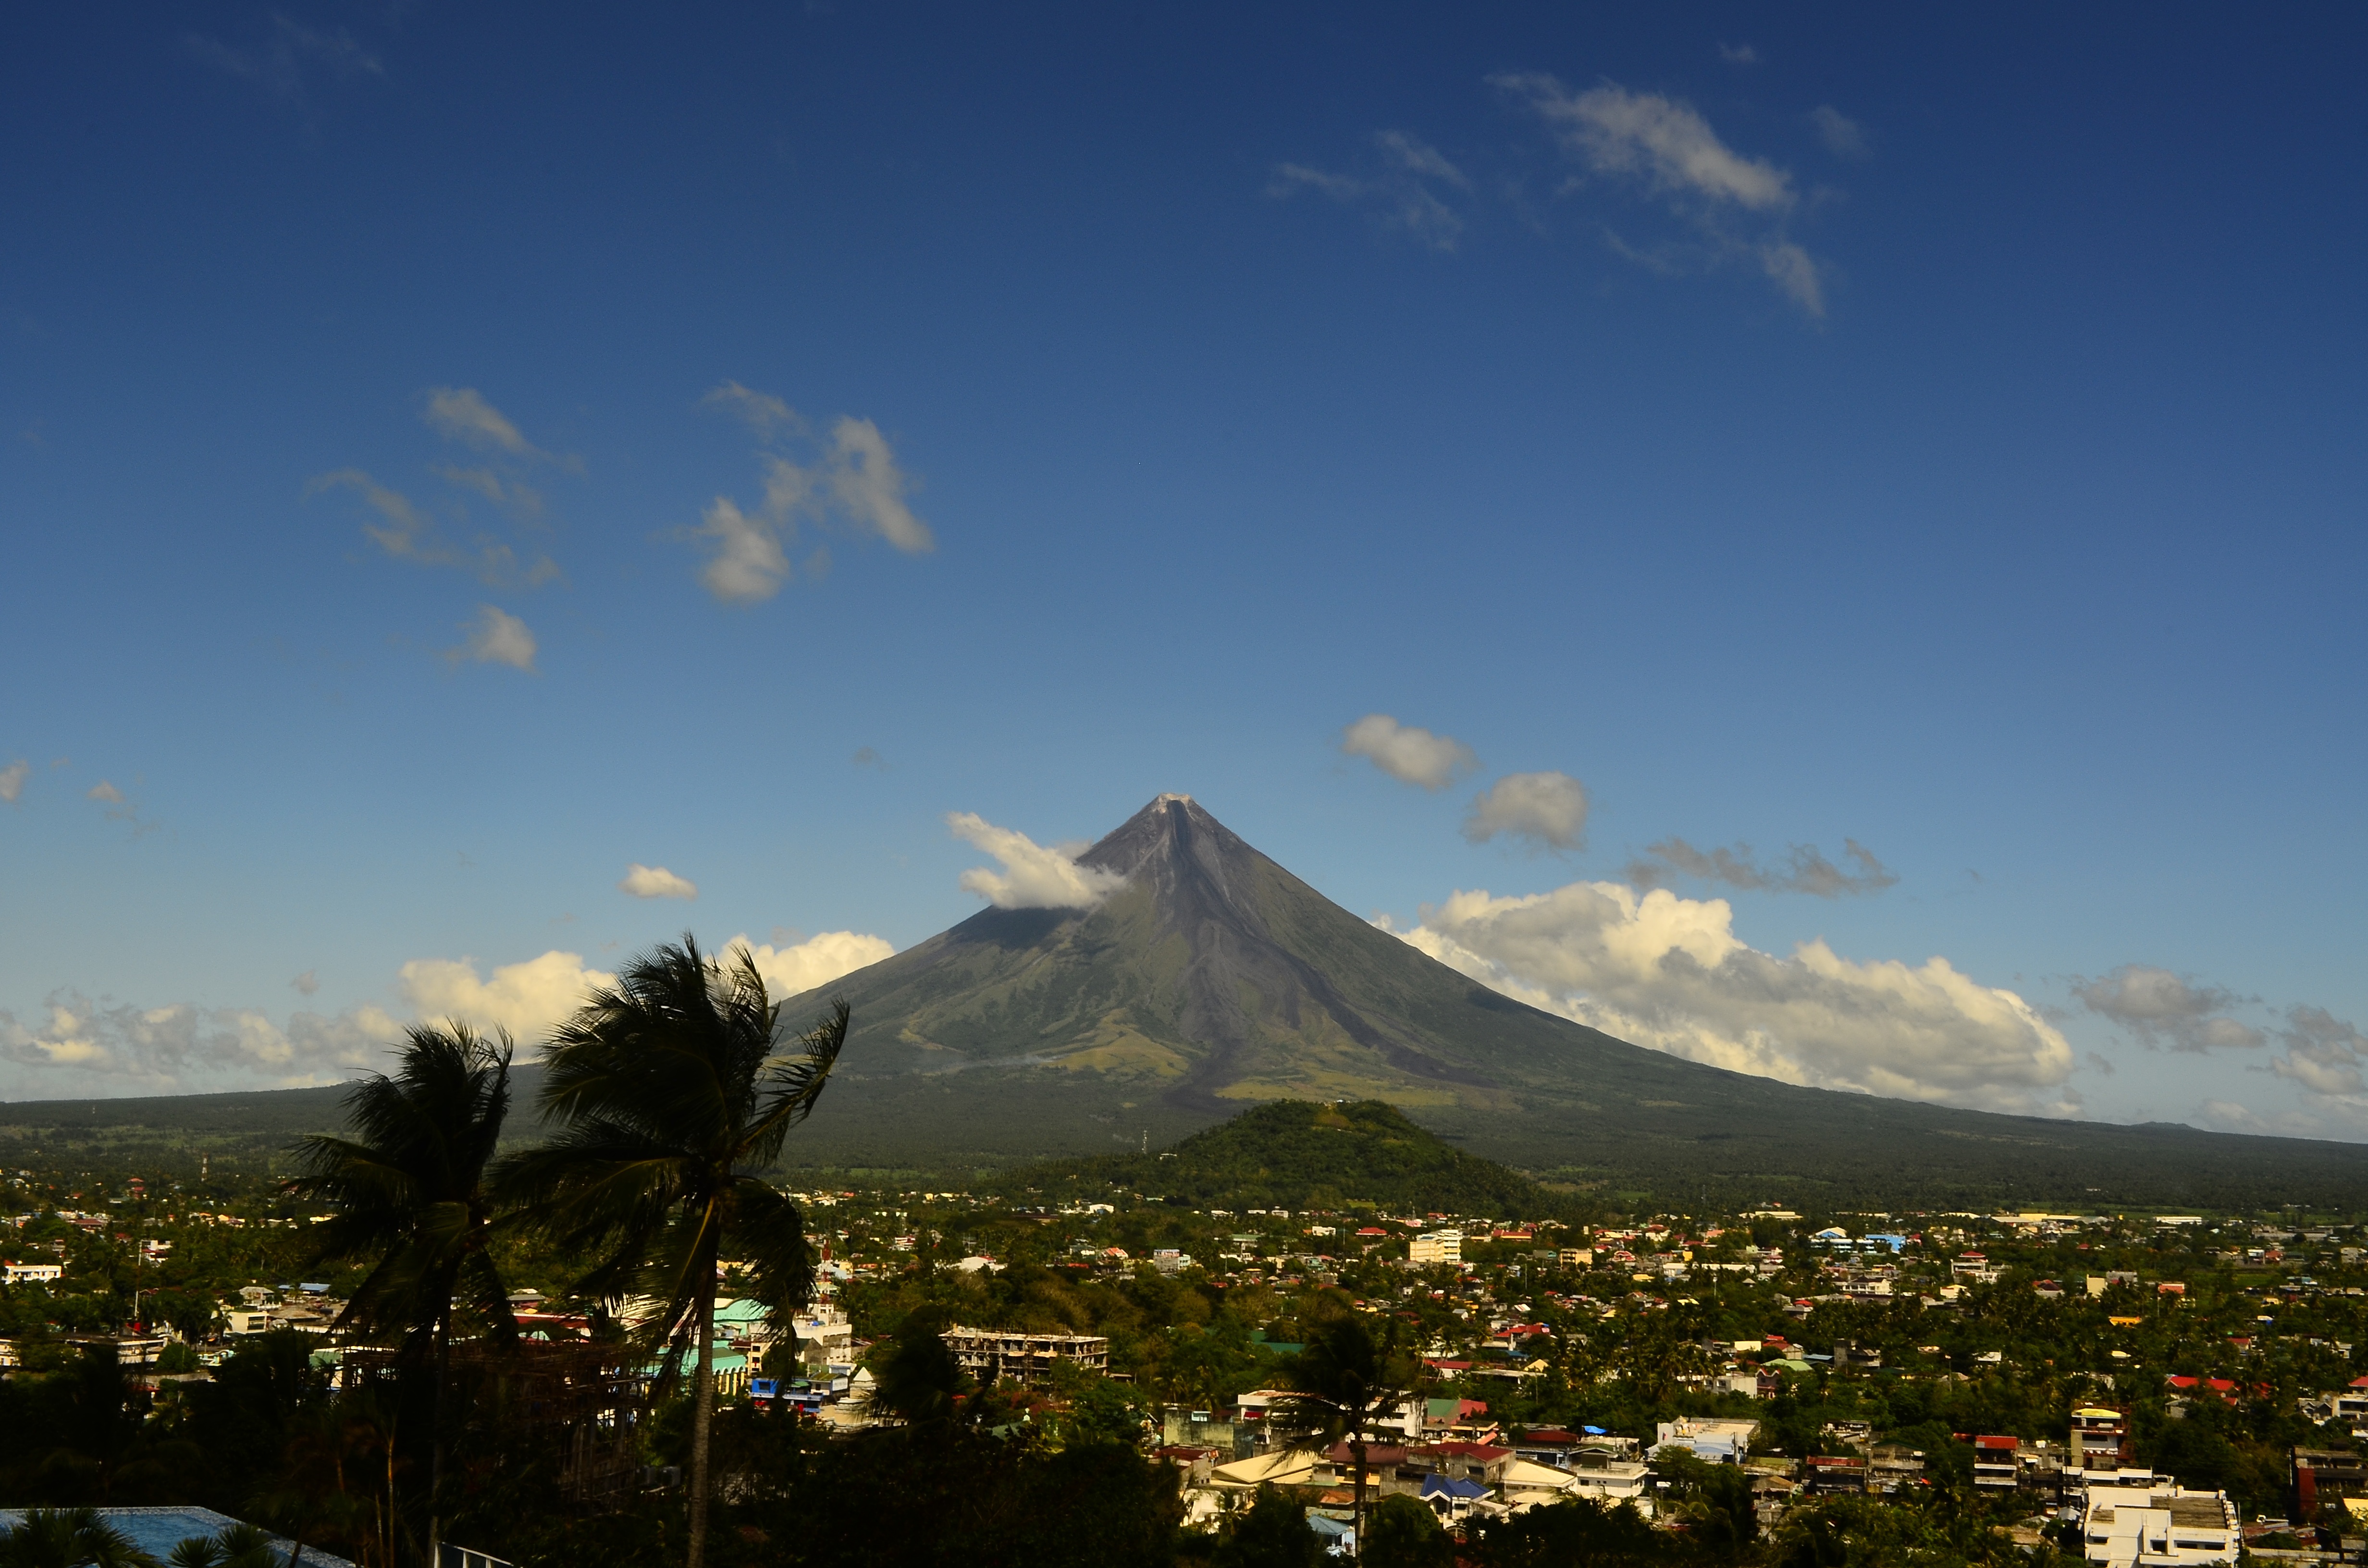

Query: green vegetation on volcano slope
left=995, top=1098, right=1588, bottom=1218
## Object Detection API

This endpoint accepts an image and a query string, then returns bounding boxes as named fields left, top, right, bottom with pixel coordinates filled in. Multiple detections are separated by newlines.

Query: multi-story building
left=940, top=1325, right=1109, bottom=1388
left=2071, top=1407, right=2135, bottom=1471
left=1973, top=1435, right=2021, bottom=1489
left=2294, top=1448, right=2368, bottom=1519
left=2077, top=1482, right=2236, bottom=1564
left=1408, top=1231, right=1462, bottom=1266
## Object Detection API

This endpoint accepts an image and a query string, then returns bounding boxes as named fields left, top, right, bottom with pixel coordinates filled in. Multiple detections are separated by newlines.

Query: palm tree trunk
left=429, top=1312, right=447, bottom=1568
left=686, top=1291, right=715, bottom=1568
left=1351, top=1423, right=1367, bottom=1562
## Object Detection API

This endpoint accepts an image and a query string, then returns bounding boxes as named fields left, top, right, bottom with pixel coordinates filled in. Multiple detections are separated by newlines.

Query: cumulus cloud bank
left=1628, top=836, right=1897, bottom=898
left=723, top=931, right=896, bottom=1000
left=2072, top=965, right=2264, bottom=1052
left=1381, top=878, right=2075, bottom=1115
left=0, top=925, right=895, bottom=1097
left=1341, top=714, right=1478, bottom=790
left=619, top=863, right=698, bottom=901
left=1465, top=772, right=1590, bottom=850
left=690, top=386, right=935, bottom=603
left=948, top=812, right=1127, bottom=910
left=0, top=993, right=403, bottom=1090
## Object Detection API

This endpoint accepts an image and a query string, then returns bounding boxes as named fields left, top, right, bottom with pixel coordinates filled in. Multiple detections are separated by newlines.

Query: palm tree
left=284, top=1023, right=517, bottom=1566
left=1278, top=1314, right=1411, bottom=1559
left=0, top=1508, right=153, bottom=1568
left=501, top=935, right=848, bottom=1568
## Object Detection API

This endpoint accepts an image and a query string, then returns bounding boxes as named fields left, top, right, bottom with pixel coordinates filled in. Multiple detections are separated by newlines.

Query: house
left=2077, top=1482, right=2236, bottom=1564
left=1973, top=1435, right=2021, bottom=1489
left=1802, top=1456, right=1867, bottom=1495
left=2, top=1262, right=62, bottom=1285
left=1655, top=1418, right=1757, bottom=1465
left=1565, top=1447, right=1653, bottom=1504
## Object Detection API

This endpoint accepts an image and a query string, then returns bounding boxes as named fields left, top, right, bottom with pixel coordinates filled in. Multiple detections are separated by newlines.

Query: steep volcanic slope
left=10, top=795, right=2363, bottom=1207
left=777, top=796, right=2368, bottom=1207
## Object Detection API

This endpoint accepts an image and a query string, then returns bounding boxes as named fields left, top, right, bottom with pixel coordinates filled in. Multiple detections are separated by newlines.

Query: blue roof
left=1420, top=1475, right=1487, bottom=1500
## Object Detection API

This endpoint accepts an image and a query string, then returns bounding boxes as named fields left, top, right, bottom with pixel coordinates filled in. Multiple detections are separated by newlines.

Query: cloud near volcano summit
left=1381, top=878, right=2075, bottom=1115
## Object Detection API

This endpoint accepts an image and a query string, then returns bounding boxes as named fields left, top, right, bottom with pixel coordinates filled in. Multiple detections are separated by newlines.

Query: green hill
left=999, top=1098, right=1574, bottom=1217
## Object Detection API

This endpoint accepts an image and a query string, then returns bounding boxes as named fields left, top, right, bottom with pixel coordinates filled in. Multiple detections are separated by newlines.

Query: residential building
left=1565, top=1447, right=1652, bottom=1504
left=1655, top=1418, right=1757, bottom=1465
left=2294, top=1448, right=2368, bottom=1519
left=1408, top=1232, right=1461, bottom=1266
left=1973, top=1435, right=2021, bottom=1489
left=939, top=1324, right=1109, bottom=1387
left=2, top=1262, right=62, bottom=1284
left=2077, top=1482, right=2236, bottom=1564
left=2071, top=1407, right=2135, bottom=1471
left=1803, top=1456, right=1868, bottom=1495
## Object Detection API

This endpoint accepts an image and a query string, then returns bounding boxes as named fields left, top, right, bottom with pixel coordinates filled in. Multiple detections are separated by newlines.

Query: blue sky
left=3, top=4, right=2363, bottom=1134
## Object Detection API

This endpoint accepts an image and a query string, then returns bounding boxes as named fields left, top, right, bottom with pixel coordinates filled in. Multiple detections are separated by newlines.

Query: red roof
left=1424, top=1442, right=1511, bottom=1461
left=1522, top=1429, right=1581, bottom=1445
left=1973, top=1435, right=2018, bottom=1450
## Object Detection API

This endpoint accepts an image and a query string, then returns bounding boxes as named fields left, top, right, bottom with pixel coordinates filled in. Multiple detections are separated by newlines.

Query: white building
left=2, top=1262, right=62, bottom=1285
left=1408, top=1232, right=1462, bottom=1266
left=2079, top=1482, right=2236, bottom=1565
left=1654, top=1418, right=1757, bottom=1465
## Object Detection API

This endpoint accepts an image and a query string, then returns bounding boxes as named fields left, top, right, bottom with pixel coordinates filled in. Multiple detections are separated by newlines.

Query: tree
left=285, top=1022, right=518, bottom=1564
left=864, top=1309, right=971, bottom=1427
left=1277, top=1312, right=1411, bottom=1557
left=501, top=936, right=848, bottom=1568
left=1361, top=1494, right=1453, bottom=1568
left=1216, top=1486, right=1324, bottom=1568
left=0, top=1508, right=153, bottom=1568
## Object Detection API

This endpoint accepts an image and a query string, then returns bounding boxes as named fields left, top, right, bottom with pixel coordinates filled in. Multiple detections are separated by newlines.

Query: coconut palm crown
left=499, top=934, right=848, bottom=1568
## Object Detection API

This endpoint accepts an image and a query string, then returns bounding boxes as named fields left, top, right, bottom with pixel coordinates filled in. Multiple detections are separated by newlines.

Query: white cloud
left=723, top=930, right=896, bottom=999
left=424, top=387, right=545, bottom=460
left=0, top=992, right=402, bottom=1090
left=2269, top=1007, right=2368, bottom=1101
left=1375, top=130, right=1472, bottom=191
left=184, top=15, right=382, bottom=98
left=445, top=604, right=538, bottom=673
left=1341, top=714, right=1478, bottom=791
left=1268, top=131, right=1470, bottom=252
left=1465, top=771, right=1590, bottom=850
left=1717, top=42, right=1759, bottom=65
left=2072, top=965, right=2264, bottom=1052
left=1498, top=75, right=1794, bottom=211
left=948, top=811, right=1128, bottom=910
left=1809, top=105, right=1870, bottom=159
left=1493, top=73, right=1826, bottom=317
left=694, top=496, right=794, bottom=602
left=826, top=417, right=936, bottom=554
left=702, top=380, right=805, bottom=440
left=308, top=469, right=556, bottom=587
left=397, top=949, right=615, bottom=1041
left=1381, top=878, right=2077, bottom=1115
left=620, top=863, right=698, bottom=901
left=87, top=781, right=123, bottom=803
left=290, top=970, right=320, bottom=996
left=1760, top=241, right=1826, bottom=316
left=688, top=392, right=934, bottom=602
left=1628, top=835, right=1897, bottom=897
left=0, top=761, right=26, bottom=804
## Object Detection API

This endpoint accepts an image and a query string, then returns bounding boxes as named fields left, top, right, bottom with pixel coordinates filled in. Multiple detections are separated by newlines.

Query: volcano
left=778, top=794, right=2368, bottom=1206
